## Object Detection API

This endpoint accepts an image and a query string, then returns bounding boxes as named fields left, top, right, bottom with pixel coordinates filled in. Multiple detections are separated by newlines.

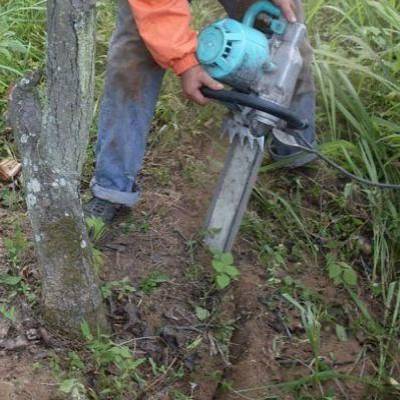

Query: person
left=84, top=0, right=316, bottom=223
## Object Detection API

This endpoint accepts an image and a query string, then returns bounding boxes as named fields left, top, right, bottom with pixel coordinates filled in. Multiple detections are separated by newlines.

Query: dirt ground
left=0, top=133, right=379, bottom=400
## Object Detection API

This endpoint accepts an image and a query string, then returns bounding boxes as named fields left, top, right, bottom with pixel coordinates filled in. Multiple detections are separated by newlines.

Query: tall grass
left=305, top=1, right=400, bottom=390
left=0, top=0, right=45, bottom=110
left=306, top=0, right=400, bottom=292
left=0, top=0, right=45, bottom=158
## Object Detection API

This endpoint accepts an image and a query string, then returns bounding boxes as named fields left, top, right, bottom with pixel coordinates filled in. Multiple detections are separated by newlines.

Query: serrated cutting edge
left=222, top=119, right=265, bottom=151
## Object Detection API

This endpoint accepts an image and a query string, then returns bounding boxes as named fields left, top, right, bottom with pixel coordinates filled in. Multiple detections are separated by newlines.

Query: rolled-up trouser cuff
left=90, top=178, right=140, bottom=207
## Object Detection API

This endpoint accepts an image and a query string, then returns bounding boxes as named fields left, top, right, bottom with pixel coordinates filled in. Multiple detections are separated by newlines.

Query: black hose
left=280, top=132, right=400, bottom=190
left=201, top=87, right=309, bottom=130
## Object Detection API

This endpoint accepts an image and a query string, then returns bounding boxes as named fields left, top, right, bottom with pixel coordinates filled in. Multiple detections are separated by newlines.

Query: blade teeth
left=257, top=136, right=265, bottom=151
left=229, top=130, right=236, bottom=143
left=242, top=131, right=256, bottom=149
left=221, top=120, right=233, bottom=138
left=221, top=121, right=265, bottom=151
left=249, top=137, right=254, bottom=149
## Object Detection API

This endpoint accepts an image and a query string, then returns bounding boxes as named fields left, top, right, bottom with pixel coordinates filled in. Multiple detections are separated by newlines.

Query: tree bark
left=8, top=0, right=108, bottom=335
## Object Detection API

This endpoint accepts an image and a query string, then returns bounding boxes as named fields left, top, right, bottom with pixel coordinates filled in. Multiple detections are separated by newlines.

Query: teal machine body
left=197, top=1, right=287, bottom=90
left=196, top=0, right=308, bottom=131
left=198, top=1, right=309, bottom=251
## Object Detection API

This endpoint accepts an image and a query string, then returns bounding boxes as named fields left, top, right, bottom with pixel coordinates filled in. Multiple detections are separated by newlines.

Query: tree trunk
left=8, top=0, right=108, bottom=335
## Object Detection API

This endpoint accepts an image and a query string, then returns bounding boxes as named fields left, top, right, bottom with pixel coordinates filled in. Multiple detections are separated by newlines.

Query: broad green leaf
left=343, top=268, right=357, bottom=286
left=216, top=274, right=231, bottom=289
left=220, top=252, right=234, bottom=265
left=328, top=263, right=342, bottom=279
left=0, top=274, right=22, bottom=286
left=195, top=306, right=210, bottom=321
left=210, top=247, right=223, bottom=258
left=333, top=276, right=342, bottom=286
left=212, top=260, right=225, bottom=273
left=59, top=379, right=78, bottom=394
left=224, top=265, right=240, bottom=278
left=335, top=324, right=348, bottom=342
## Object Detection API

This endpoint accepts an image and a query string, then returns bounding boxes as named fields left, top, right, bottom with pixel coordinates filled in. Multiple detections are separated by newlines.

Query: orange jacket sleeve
left=128, top=0, right=199, bottom=75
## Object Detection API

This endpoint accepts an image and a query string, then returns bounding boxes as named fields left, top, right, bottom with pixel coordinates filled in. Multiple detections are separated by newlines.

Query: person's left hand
left=181, top=65, right=223, bottom=105
left=272, top=0, right=297, bottom=23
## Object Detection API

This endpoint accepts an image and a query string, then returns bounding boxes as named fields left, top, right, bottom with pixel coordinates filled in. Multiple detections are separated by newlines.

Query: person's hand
left=181, top=65, right=223, bottom=105
left=272, top=0, right=297, bottom=23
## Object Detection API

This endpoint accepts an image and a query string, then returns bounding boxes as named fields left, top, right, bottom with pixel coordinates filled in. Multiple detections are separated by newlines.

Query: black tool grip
left=201, top=87, right=308, bottom=130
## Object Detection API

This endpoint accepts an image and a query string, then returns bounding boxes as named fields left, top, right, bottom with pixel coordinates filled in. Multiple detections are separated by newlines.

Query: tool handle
left=242, top=1, right=281, bottom=26
left=201, top=87, right=309, bottom=130
left=242, top=1, right=287, bottom=35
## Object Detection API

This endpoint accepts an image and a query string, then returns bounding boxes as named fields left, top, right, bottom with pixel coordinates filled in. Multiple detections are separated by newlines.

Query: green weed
left=139, top=271, right=170, bottom=294
left=182, top=155, right=208, bottom=185
left=0, top=0, right=45, bottom=133
left=283, top=294, right=323, bottom=371
left=4, top=226, right=28, bottom=270
left=0, top=272, right=36, bottom=303
left=0, top=304, right=16, bottom=322
left=145, top=164, right=171, bottom=187
left=85, top=217, right=107, bottom=243
left=170, top=390, right=193, bottom=400
left=85, top=217, right=109, bottom=273
left=59, top=378, right=87, bottom=399
left=326, top=254, right=358, bottom=286
left=80, top=321, right=146, bottom=399
left=210, top=249, right=240, bottom=290
left=0, top=187, right=24, bottom=210
left=100, top=278, right=136, bottom=300
left=195, top=306, right=211, bottom=321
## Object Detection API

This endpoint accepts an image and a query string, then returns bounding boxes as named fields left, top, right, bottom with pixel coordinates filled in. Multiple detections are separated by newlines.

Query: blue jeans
left=91, top=0, right=316, bottom=206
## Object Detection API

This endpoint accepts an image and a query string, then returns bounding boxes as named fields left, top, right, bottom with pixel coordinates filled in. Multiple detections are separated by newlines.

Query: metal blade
left=204, top=135, right=264, bottom=252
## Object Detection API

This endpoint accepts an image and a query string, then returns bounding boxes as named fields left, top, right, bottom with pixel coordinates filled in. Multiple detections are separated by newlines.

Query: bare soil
left=0, top=133, right=379, bottom=399
left=0, top=355, right=61, bottom=400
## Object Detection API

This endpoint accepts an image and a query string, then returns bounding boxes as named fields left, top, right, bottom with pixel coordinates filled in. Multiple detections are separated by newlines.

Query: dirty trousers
left=91, top=0, right=316, bottom=206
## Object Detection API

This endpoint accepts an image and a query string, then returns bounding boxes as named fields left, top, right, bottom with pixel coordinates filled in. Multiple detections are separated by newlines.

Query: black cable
left=287, top=133, right=400, bottom=190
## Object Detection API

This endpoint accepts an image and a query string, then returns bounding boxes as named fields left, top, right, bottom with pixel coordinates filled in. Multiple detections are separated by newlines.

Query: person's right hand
left=272, top=0, right=297, bottom=23
left=181, top=65, right=223, bottom=105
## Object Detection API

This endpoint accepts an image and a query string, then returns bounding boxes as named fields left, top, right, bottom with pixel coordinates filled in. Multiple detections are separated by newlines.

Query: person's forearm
left=128, top=0, right=198, bottom=75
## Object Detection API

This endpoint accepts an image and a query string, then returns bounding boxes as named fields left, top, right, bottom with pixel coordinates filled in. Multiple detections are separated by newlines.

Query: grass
left=240, top=1, right=400, bottom=396
left=0, top=0, right=45, bottom=159
left=306, top=4, right=400, bottom=393
left=1, top=0, right=400, bottom=399
left=308, top=0, right=400, bottom=291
